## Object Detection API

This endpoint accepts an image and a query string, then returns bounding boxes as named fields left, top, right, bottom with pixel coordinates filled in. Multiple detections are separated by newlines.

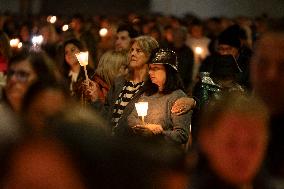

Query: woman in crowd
left=1, top=50, right=59, bottom=113
left=127, top=48, right=192, bottom=146
left=82, top=50, right=128, bottom=104
left=60, top=38, right=94, bottom=98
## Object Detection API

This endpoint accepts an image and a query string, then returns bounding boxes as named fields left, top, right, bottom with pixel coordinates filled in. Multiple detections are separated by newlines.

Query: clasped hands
left=132, top=124, right=163, bottom=136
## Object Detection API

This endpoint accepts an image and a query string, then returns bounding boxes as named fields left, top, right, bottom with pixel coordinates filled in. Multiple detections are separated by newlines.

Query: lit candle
left=75, top=51, right=89, bottom=82
left=195, top=46, right=203, bottom=56
left=135, top=102, right=148, bottom=125
left=10, top=38, right=20, bottom=48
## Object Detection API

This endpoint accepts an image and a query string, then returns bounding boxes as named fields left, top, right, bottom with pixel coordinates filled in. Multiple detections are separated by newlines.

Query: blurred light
left=10, top=38, right=20, bottom=48
left=47, top=16, right=57, bottom=24
left=99, top=28, right=108, bottom=37
left=18, top=42, right=23, bottom=49
left=195, top=47, right=203, bottom=55
left=62, top=24, right=69, bottom=32
left=32, top=35, right=43, bottom=45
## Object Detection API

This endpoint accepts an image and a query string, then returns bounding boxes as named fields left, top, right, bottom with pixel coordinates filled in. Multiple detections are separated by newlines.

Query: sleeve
left=162, top=93, right=192, bottom=144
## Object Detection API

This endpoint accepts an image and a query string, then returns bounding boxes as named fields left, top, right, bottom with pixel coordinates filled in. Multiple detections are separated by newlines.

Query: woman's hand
left=132, top=124, right=163, bottom=136
left=81, top=79, right=99, bottom=102
left=171, top=97, right=196, bottom=115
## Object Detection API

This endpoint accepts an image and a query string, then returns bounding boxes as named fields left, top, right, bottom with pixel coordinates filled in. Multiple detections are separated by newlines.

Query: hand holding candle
left=75, top=51, right=89, bottom=83
left=135, top=102, right=148, bottom=125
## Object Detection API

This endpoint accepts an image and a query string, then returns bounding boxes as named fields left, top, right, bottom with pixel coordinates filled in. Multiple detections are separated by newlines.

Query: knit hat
left=218, top=24, right=242, bottom=49
left=149, top=48, right=178, bottom=71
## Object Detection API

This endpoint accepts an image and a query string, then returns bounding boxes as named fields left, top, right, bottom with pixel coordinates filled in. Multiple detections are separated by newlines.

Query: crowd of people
left=0, top=11, right=283, bottom=188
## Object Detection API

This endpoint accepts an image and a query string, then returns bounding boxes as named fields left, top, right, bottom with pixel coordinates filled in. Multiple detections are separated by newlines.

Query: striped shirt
left=112, top=80, right=144, bottom=127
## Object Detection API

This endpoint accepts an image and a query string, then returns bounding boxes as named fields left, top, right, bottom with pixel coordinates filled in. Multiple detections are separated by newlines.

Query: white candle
left=75, top=51, right=89, bottom=66
left=75, top=51, right=89, bottom=82
left=135, top=102, right=148, bottom=125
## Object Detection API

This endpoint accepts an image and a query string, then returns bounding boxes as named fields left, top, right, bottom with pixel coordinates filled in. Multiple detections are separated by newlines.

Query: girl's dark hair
left=61, top=38, right=85, bottom=76
left=145, top=64, right=184, bottom=96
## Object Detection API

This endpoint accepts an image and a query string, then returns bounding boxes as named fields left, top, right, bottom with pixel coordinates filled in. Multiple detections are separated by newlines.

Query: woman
left=82, top=50, right=128, bottom=104
left=2, top=50, right=59, bottom=113
left=61, top=38, right=94, bottom=98
left=127, top=48, right=192, bottom=145
left=105, top=35, right=159, bottom=136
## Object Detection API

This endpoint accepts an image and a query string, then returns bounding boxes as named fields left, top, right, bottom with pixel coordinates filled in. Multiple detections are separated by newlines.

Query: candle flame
left=75, top=51, right=89, bottom=66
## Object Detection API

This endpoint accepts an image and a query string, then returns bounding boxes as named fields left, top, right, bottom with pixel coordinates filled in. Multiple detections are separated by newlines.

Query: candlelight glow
left=10, top=38, right=20, bottom=48
left=18, top=42, right=23, bottom=49
left=62, top=24, right=69, bottom=32
left=32, top=35, right=43, bottom=45
left=195, top=47, right=203, bottom=55
left=75, top=51, right=89, bottom=66
left=47, top=16, right=57, bottom=24
left=135, top=102, right=148, bottom=117
left=99, top=28, right=108, bottom=37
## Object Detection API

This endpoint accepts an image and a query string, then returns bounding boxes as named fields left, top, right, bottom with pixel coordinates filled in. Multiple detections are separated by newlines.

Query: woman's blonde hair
left=95, top=50, right=128, bottom=86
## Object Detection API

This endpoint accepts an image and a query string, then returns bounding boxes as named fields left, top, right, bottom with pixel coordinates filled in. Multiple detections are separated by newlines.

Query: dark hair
left=61, top=38, right=85, bottom=76
left=117, top=22, right=140, bottom=38
left=8, top=50, right=59, bottom=84
left=145, top=64, right=184, bottom=96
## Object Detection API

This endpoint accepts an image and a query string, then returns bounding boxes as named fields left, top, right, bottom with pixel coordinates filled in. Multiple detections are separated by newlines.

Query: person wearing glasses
left=1, top=50, right=59, bottom=113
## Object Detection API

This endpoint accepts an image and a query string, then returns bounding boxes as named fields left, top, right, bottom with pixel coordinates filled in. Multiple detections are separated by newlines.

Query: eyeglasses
left=7, top=69, right=31, bottom=82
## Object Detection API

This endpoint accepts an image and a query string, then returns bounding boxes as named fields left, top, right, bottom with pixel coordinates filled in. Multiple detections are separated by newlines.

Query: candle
left=75, top=51, right=89, bottom=82
left=135, top=102, right=148, bottom=125
left=195, top=46, right=203, bottom=56
left=10, top=38, right=20, bottom=48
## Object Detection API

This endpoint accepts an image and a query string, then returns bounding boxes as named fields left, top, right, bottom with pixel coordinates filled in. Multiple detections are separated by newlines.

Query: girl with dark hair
left=61, top=38, right=94, bottom=98
left=128, top=48, right=192, bottom=146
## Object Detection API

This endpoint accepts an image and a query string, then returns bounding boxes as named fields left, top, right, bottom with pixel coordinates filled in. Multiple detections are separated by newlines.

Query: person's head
left=189, top=19, right=204, bottom=38
left=128, top=35, right=159, bottom=72
left=95, top=50, right=128, bottom=86
left=146, top=48, right=184, bottom=94
left=217, top=24, right=242, bottom=58
left=39, top=23, right=59, bottom=44
left=63, top=38, right=85, bottom=71
left=172, top=27, right=187, bottom=48
left=198, top=92, right=269, bottom=185
left=4, top=50, right=59, bottom=112
left=250, top=19, right=284, bottom=115
left=70, top=14, right=85, bottom=33
left=115, top=23, right=139, bottom=52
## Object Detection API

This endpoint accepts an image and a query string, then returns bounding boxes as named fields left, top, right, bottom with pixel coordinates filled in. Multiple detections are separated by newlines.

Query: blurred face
left=217, top=44, right=239, bottom=58
left=251, top=33, right=284, bottom=115
left=65, top=43, right=80, bottom=68
left=5, top=60, right=37, bottom=111
left=115, top=31, right=131, bottom=51
left=149, top=64, right=166, bottom=91
left=201, top=112, right=268, bottom=185
left=128, top=42, right=149, bottom=70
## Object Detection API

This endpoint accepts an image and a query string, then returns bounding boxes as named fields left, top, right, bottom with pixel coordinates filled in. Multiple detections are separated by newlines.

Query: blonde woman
left=84, top=50, right=128, bottom=103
